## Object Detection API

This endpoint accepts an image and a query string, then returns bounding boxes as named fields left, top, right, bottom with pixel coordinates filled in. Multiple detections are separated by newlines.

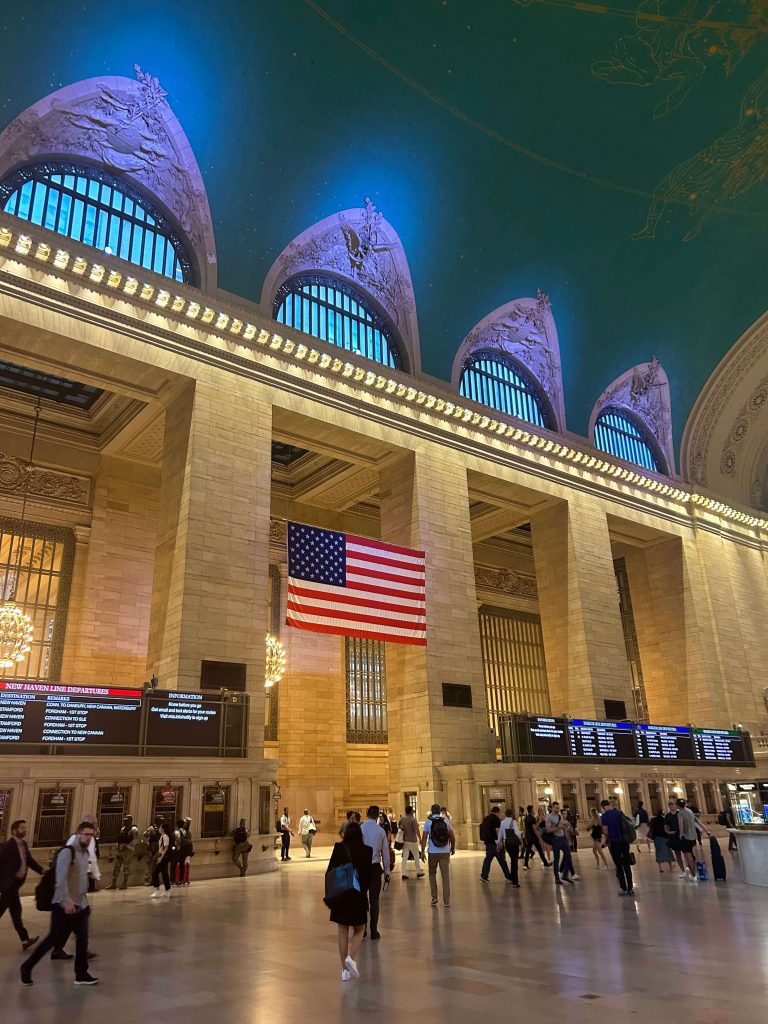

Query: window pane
left=460, top=352, right=548, bottom=429
left=594, top=409, right=661, bottom=472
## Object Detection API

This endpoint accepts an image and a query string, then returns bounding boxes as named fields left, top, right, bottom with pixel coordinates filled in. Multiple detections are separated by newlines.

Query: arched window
left=274, top=274, right=401, bottom=369
left=594, top=407, right=665, bottom=472
left=0, top=162, right=193, bottom=283
left=459, top=351, right=553, bottom=429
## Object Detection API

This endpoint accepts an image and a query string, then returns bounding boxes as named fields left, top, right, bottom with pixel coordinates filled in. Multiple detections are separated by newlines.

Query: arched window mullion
left=594, top=406, right=663, bottom=473
left=459, top=350, right=551, bottom=430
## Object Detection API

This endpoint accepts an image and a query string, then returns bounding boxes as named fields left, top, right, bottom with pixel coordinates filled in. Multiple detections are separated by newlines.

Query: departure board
left=693, top=728, right=751, bottom=764
left=501, top=713, right=754, bottom=767
left=0, top=681, right=142, bottom=746
left=145, top=690, right=222, bottom=750
left=635, top=723, right=696, bottom=763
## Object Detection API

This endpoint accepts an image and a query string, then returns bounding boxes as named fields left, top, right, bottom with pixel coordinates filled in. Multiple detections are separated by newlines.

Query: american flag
left=286, top=522, right=426, bottom=646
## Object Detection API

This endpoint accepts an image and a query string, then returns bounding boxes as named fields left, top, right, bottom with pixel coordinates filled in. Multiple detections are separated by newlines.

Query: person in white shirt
left=51, top=813, right=101, bottom=962
left=299, top=810, right=316, bottom=858
left=498, top=808, right=522, bottom=887
left=280, top=808, right=293, bottom=861
left=150, top=822, right=172, bottom=899
left=360, top=805, right=390, bottom=941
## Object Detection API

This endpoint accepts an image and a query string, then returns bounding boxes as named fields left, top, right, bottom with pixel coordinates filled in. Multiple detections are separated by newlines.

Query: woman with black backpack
left=324, top=821, right=371, bottom=983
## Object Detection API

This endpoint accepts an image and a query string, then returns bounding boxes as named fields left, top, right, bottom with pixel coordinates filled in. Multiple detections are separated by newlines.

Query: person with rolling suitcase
left=710, top=835, right=727, bottom=881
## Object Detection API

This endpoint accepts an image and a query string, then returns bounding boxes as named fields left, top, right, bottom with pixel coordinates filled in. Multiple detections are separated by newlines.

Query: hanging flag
left=286, top=521, right=426, bottom=646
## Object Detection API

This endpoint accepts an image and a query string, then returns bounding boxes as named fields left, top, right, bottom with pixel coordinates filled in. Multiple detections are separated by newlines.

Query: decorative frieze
left=0, top=452, right=89, bottom=505
left=475, top=564, right=538, bottom=599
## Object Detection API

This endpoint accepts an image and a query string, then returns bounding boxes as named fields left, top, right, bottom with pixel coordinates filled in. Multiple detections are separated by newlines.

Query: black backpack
left=233, top=826, right=248, bottom=845
left=179, top=829, right=194, bottom=858
left=478, top=815, right=497, bottom=844
left=35, top=846, right=74, bottom=912
left=430, top=815, right=450, bottom=848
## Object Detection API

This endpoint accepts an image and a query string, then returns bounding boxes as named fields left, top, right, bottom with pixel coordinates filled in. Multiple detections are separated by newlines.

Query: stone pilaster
left=531, top=497, right=634, bottom=718
left=380, top=449, right=491, bottom=810
left=146, top=377, right=272, bottom=753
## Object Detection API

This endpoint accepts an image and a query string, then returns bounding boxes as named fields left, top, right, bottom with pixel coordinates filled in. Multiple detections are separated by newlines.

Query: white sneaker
left=160, top=890, right=171, bottom=900
left=344, top=956, right=359, bottom=978
left=150, top=889, right=161, bottom=899
left=341, top=969, right=351, bottom=982
left=689, top=875, right=699, bottom=884
left=571, top=873, right=581, bottom=881
left=678, top=871, right=688, bottom=880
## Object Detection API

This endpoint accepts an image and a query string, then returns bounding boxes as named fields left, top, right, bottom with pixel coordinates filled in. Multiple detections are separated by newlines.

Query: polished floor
left=2, top=845, right=765, bottom=1022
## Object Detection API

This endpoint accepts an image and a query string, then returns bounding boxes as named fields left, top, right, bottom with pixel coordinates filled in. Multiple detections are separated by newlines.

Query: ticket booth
left=34, top=787, right=74, bottom=846
left=97, top=786, right=130, bottom=843
left=152, top=785, right=183, bottom=831
left=0, top=789, right=12, bottom=841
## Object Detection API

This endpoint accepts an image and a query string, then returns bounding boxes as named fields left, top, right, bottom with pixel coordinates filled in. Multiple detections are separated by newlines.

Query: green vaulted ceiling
left=2, top=0, right=768, bottom=456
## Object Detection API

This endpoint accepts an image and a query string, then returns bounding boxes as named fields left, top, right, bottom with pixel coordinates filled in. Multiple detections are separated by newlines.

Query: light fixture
left=264, top=633, right=286, bottom=689
left=613, top=786, right=624, bottom=795
left=672, top=785, right=684, bottom=796
left=0, top=385, right=42, bottom=667
left=543, top=785, right=554, bottom=796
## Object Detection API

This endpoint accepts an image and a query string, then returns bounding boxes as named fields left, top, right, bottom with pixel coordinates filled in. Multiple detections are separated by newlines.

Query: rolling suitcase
left=710, top=835, right=727, bottom=881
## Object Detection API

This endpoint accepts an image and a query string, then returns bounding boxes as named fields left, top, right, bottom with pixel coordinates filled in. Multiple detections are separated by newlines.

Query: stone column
left=379, top=449, right=491, bottom=811
left=531, top=497, right=634, bottom=718
left=146, top=377, right=272, bottom=754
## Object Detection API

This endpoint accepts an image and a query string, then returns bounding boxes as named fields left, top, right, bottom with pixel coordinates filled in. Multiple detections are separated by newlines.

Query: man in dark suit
left=0, top=819, right=44, bottom=950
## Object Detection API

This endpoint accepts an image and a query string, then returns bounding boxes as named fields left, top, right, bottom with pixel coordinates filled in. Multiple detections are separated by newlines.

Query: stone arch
left=451, top=291, right=565, bottom=431
left=682, top=313, right=768, bottom=511
left=261, top=198, right=420, bottom=374
left=0, top=66, right=216, bottom=290
left=589, top=358, right=674, bottom=475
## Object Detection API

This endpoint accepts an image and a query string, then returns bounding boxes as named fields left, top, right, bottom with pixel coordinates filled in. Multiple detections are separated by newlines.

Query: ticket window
left=152, top=786, right=183, bottom=832
left=701, top=781, right=719, bottom=815
left=481, top=786, right=513, bottom=814
left=0, top=789, right=12, bottom=841
left=97, top=787, right=130, bottom=843
left=201, top=786, right=230, bottom=838
left=584, top=781, right=600, bottom=816
left=536, top=781, right=556, bottom=808
left=404, top=791, right=419, bottom=821
left=560, top=781, right=580, bottom=820
left=627, top=782, right=643, bottom=816
left=648, top=782, right=663, bottom=816
left=34, top=788, right=74, bottom=847
left=258, top=786, right=272, bottom=835
left=684, top=781, right=700, bottom=809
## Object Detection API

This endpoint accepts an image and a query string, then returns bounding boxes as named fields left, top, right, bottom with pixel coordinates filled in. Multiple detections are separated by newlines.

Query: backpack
left=478, top=815, right=497, bottom=844
left=233, top=826, right=248, bottom=845
left=717, top=811, right=728, bottom=827
left=179, top=828, right=194, bottom=858
left=429, top=815, right=450, bottom=849
left=621, top=814, right=637, bottom=844
left=35, top=845, right=74, bottom=912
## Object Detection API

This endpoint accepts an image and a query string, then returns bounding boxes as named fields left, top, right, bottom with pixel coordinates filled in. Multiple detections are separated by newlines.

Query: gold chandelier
left=0, top=387, right=42, bottom=669
left=264, top=632, right=286, bottom=689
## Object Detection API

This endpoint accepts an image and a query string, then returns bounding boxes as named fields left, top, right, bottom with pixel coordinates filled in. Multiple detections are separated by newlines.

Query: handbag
left=394, top=828, right=404, bottom=851
left=629, top=852, right=637, bottom=866
left=323, top=846, right=361, bottom=906
left=308, top=828, right=317, bottom=836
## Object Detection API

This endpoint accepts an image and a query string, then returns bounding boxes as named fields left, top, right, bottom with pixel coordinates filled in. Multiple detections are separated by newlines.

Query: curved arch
left=459, top=349, right=555, bottom=430
left=589, top=357, right=674, bottom=475
left=594, top=406, right=667, bottom=473
left=261, top=198, right=420, bottom=374
left=0, top=66, right=216, bottom=289
left=451, top=292, right=565, bottom=431
left=682, top=312, right=768, bottom=511
left=274, top=272, right=402, bottom=369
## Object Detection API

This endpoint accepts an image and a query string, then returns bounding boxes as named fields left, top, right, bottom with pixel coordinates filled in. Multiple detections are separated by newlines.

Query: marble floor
left=2, top=846, right=766, bottom=1023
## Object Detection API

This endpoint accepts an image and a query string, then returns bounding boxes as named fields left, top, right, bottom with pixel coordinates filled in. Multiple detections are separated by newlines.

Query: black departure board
left=693, top=728, right=751, bottom=764
left=145, top=690, right=222, bottom=750
left=502, top=713, right=754, bottom=768
left=0, top=681, right=142, bottom=746
left=635, top=723, right=696, bottom=763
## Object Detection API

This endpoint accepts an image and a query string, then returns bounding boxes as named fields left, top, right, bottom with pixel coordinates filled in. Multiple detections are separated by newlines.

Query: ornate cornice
left=1, top=215, right=766, bottom=544
left=0, top=452, right=90, bottom=505
left=720, top=375, right=768, bottom=478
left=475, top=565, right=538, bottom=599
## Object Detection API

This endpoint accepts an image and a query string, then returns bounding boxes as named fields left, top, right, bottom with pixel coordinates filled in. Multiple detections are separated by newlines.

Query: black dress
left=326, top=841, right=372, bottom=927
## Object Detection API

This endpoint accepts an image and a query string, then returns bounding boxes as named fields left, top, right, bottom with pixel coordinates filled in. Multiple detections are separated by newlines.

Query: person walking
left=360, top=805, right=390, bottom=940
left=51, top=813, right=100, bottom=962
left=664, top=800, right=685, bottom=874
left=177, top=818, right=194, bottom=885
left=601, top=798, right=634, bottom=897
left=20, top=820, right=99, bottom=986
left=523, top=805, right=550, bottom=869
left=420, top=804, right=455, bottom=907
left=325, top=821, right=371, bottom=982
left=232, top=819, right=251, bottom=876
left=479, top=806, right=513, bottom=884
left=299, top=809, right=317, bottom=858
left=649, top=809, right=674, bottom=873
left=150, top=821, right=172, bottom=900
left=109, top=815, right=138, bottom=890
left=279, top=807, right=293, bottom=861
left=498, top=808, right=522, bottom=887
left=545, top=801, right=578, bottom=885
left=339, top=810, right=361, bottom=838
left=635, top=801, right=652, bottom=852
left=142, top=817, right=163, bottom=884
left=588, top=808, right=610, bottom=868
left=398, top=804, right=424, bottom=879
left=0, top=819, right=43, bottom=951
left=719, top=802, right=737, bottom=850
left=677, top=799, right=709, bottom=882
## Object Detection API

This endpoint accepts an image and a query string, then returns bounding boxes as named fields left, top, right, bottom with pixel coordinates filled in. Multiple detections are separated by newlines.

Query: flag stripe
left=288, top=582, right=425, bottom=613
left=347, top=565, right=424, bottom=587
left=289, top=576, right=424, bottom=602
left=286, top=599, right=426, bottom=630
left=347, top=535, right=425, bottom=559
left=346, top=551, right=425, bottom=573
left=285, top=616, right=427, bottom=646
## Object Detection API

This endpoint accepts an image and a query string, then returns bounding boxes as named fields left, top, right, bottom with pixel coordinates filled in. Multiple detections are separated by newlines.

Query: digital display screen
left=693, top=728, right=751, bottom=765
left=635, top=723, right=695, bottom=763
left=0, top=681, right=142, bottom=746
left=503, top=713, right=754, bottom=767
left=568, top=719, right=636, bottom=761
left=145, top=690, right=221, bottom=749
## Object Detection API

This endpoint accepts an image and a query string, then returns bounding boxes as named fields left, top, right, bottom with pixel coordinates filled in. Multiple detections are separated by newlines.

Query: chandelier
left=264, top=632, right=286, bottom=688
left=0, top=388, right=42, bottom=668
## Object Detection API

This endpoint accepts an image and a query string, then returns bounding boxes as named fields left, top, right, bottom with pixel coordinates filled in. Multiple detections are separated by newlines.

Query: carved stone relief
left=453, top=291, right=565, bottom=430
left=475, top=564, right=538, bottom=599
left=0, top=66, right=217, bottom=288
left=0, top=453, right=90, bottom=505
left=719, top=376, right=768, bottom=477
